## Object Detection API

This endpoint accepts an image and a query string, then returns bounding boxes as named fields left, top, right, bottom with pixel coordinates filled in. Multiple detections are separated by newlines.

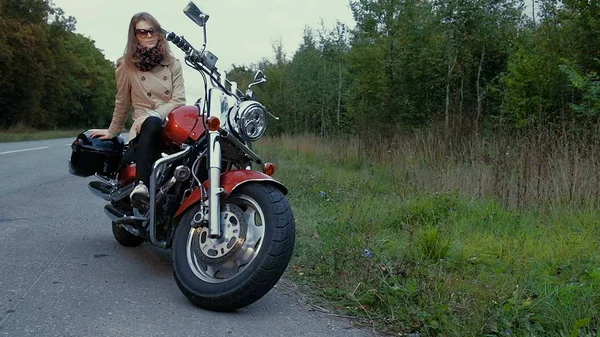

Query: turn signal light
left=207, top=116, right=221, bottom=131
left=263, top=162, right=276, bottom=176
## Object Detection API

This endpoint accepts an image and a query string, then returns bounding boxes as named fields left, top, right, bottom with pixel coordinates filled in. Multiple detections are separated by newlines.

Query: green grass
left=8, top=130, right=597, bottom=335
left=257, top=135, right=600, bottom=337
left=0, top=128, right=81, bottom=142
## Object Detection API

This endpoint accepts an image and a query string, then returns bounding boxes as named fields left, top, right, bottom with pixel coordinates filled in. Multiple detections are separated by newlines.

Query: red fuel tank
left=163, top=105, right=207, bottom=144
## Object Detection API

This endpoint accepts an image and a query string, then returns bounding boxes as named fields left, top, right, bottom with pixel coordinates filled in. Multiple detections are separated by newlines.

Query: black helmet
left=69, top=130, right=124, bottom=177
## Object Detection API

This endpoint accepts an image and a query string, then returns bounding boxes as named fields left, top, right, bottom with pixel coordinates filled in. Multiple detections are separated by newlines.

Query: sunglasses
left=135, top=28, right=159, bottom=38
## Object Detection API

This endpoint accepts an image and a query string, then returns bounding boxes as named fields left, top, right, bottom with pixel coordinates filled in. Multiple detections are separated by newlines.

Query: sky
left=50, top=0, right=356, bottom=103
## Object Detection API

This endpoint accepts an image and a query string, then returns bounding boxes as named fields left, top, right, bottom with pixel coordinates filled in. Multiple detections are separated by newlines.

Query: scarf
left=133, top=45, right=164, bottom=72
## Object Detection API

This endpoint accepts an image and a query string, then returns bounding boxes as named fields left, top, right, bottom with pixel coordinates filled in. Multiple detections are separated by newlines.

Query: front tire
left=172, top=183, right=295, bottom=311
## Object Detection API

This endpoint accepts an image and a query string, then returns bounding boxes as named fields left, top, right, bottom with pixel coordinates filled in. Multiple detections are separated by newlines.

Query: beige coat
left=107, top=56, right=186, bottom=140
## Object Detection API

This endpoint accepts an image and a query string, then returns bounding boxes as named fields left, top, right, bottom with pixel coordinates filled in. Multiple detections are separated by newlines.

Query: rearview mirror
left=250, top=71, right=267, bottom=88
left=184, top=2, right=209, bottom=27
left=253, top=70, right=266, bottom=82
left=246, top=71, right=268, bottom=99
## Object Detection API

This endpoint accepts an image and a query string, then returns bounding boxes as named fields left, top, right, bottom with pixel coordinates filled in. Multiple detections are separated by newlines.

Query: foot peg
left=130, top=181, right=150, bottom=206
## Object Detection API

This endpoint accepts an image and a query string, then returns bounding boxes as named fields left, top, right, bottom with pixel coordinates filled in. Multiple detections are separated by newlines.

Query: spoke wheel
left=187, top=197, right=263, bottom=283
left=172, top=183, right=295, bottom=311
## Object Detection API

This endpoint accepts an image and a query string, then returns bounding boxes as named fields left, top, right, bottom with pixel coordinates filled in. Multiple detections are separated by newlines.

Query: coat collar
left=160, top=56, right=175, bottom=66
left=115, top=54, right=174, bottom=68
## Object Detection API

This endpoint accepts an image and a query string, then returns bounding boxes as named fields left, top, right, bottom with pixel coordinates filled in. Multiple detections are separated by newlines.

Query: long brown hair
left=123, top=12, right=173, bottom=66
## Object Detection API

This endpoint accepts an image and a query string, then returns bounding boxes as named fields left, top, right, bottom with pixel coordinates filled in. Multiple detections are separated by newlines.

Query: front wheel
left=172, top=182, right=295, bottom=311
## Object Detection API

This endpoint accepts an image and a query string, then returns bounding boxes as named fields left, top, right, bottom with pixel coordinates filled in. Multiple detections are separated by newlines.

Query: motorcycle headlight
left=236, top=101, right=267, bottom=142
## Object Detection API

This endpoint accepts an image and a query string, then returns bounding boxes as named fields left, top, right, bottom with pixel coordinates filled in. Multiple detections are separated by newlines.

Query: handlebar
left=166, top=30, right=242, bottom=102
left=165, top=30, right=254, bottom=104
left=165, top=32, right=203, bottom=64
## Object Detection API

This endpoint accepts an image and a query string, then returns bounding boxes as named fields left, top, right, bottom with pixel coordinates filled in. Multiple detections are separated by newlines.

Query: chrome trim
left=220, top=129, right=264, bottom=167
left=115, top=217, right=148, bottom=225
left=236, top=101, right=267, bottom=142
left=208, top=130, right=222, bottom=238
left=94, top=174, right=114, bottom=186
left=91, top=174, right=133, bottom=202
left=174, top=165, right=191, bottom=182
left=104, top=204, right=147, bottom=225
left=149, top=144, right=192, bottom=248
left=109, top=183, right=134, bottom=201
left=88, top=181, right=113, bottom=201
left=118, top=224, right=140, bottom=236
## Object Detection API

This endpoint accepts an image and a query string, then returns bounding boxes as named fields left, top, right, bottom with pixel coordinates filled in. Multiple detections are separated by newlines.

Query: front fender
left=174, top=170, right=288, bottom=219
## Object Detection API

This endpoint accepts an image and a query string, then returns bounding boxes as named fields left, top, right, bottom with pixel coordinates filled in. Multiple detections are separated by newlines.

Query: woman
left=92, top=12, right=186, bottom=204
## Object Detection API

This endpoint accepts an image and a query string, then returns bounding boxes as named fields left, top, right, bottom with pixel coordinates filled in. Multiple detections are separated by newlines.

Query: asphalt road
left=0, top=138, right=375, bottom=337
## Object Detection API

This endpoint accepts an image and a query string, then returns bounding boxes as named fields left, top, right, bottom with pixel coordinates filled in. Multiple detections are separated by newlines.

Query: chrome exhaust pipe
left=104, top=205, right=142, bottom=237
left=104, top=204, right=124, bottom=221
left=104, top=204, right=147, bottom=225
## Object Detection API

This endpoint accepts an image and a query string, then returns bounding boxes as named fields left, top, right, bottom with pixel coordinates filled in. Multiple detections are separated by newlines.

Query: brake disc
left=191, top=203, right=247, bottom=265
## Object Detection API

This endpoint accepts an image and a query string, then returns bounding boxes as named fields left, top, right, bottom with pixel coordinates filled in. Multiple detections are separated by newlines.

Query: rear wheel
left=112, top=222, right=145, bottom=247
left=172, top=182, right=295, bottom=311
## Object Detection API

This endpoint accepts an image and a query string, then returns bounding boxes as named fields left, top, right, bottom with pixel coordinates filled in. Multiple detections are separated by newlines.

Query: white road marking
left=0, top=146, right=49, bottom=155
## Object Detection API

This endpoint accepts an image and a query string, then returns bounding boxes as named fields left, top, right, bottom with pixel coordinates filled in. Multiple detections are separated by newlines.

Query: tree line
left=0, top=0, right=115, bottom=130
left=3, top=0, right=600, bottom=139
left=229, top=0, right=600, bottom=139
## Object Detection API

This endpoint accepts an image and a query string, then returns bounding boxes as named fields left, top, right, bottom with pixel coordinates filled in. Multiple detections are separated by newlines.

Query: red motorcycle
left=69, top=1, right=295, bottom=311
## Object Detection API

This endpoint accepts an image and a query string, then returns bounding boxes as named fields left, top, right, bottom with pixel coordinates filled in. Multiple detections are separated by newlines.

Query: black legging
left=135, top=116, right=162, bottom=186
